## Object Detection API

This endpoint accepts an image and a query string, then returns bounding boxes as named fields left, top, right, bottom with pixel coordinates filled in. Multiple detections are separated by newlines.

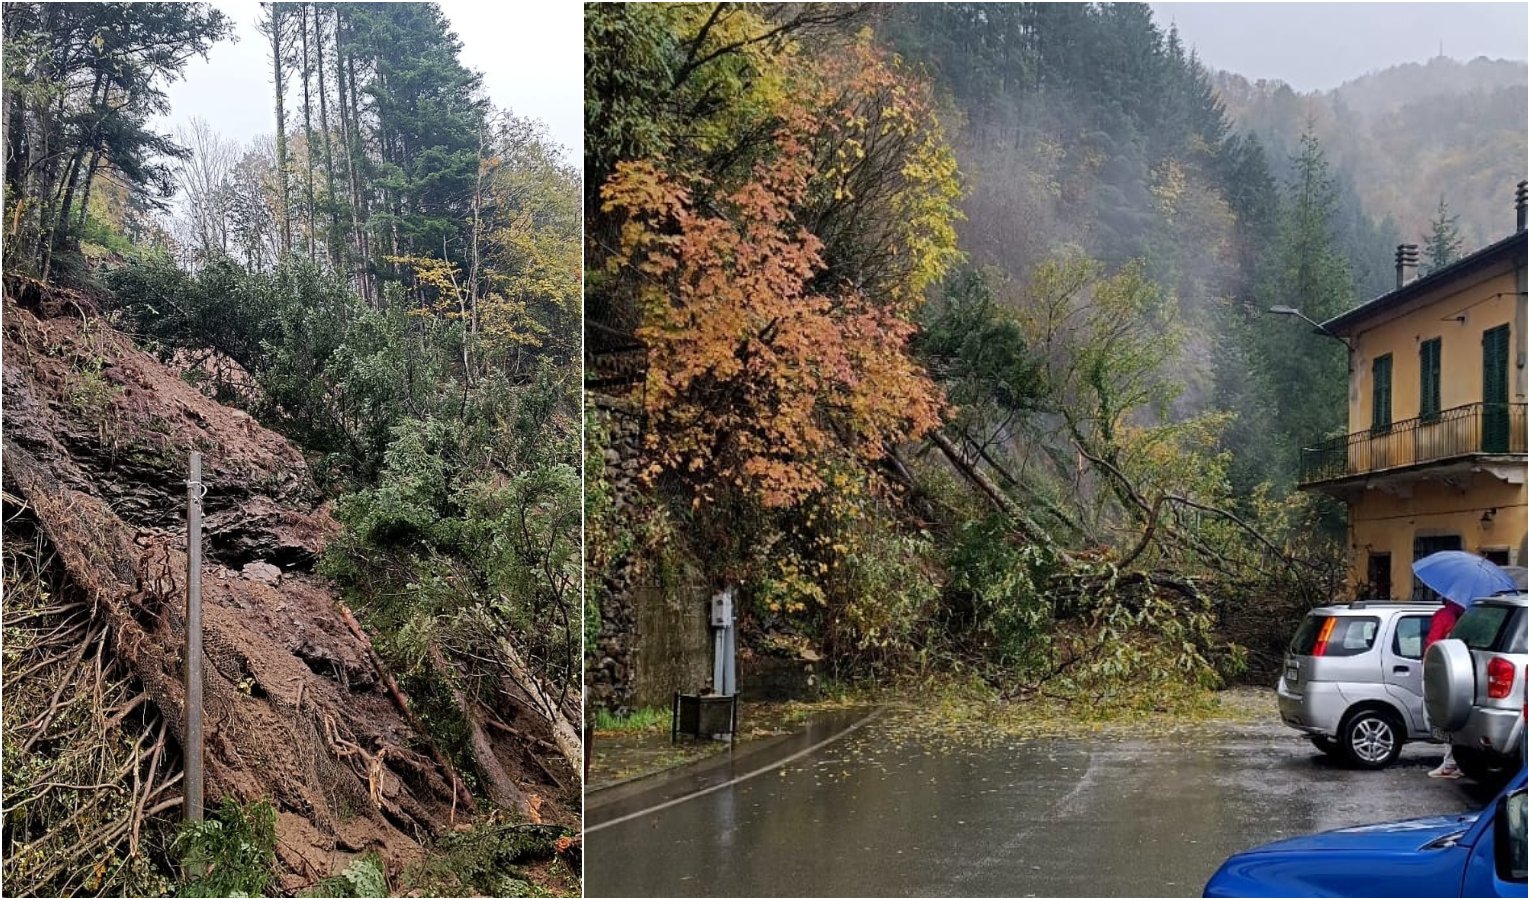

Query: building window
left=1412, top=534, right=1463, bottom=600
left=1482, top=548, right=1511, bottom=567
left=1367, top=552, right=1392, bottom=600
left=1371, top=353, right=1393, bottom=433
left=1419, top=338, right=1441, bottom=422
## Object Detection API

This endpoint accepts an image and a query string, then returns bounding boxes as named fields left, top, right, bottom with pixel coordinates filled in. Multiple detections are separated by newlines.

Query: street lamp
left=1267, top=305, right=1354, bottom=350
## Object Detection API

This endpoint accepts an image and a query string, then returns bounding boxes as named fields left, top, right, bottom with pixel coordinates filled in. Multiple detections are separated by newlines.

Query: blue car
left=1204, top=770, right=1526, bottom=897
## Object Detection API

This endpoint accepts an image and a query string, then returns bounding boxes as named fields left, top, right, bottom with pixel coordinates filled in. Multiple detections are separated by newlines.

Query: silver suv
left=1277, top=600, right=1441, bottom=769
left=1424, top=591, right=1528, bottom=783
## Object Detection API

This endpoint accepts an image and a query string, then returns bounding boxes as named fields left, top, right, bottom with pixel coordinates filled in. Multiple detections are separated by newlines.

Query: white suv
left=1424, top=592, right=1528, bottom=783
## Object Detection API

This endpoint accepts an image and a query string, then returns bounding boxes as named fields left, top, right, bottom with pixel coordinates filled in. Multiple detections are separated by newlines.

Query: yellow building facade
left=1300, top=189, right=1528, bottom=599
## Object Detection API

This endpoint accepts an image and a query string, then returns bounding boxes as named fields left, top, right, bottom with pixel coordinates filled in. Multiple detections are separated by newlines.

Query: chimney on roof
left=1516, top=181, right=1527, bottom=233
left=1395, top=243, right=1419, bottom=289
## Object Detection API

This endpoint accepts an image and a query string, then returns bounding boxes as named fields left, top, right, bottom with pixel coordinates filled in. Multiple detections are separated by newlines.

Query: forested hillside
left=3, top=3, right=579, bottom=895
left=585, top=2, right=1389, bottom=718
left=1213, top=56, right=1529, bottom=253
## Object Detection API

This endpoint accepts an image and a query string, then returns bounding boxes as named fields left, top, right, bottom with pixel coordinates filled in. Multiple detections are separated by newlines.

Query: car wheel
left=1341, top=709, right=1403, bottom=769
left=1452, top=746, right=1511, bottom=786
left=1308, top=735, right=1344, bottom=757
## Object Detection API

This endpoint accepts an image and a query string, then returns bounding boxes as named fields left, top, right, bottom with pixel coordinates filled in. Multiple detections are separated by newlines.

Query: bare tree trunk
left=498, top=637, right=582, bottom=779
left=74, top=151, right=100, bottom=232
left=468, top=119, right=488, bottom=340
left=348, top=44, right=376, bottom=301
left=333, top=7, right=370, bottom=303
left=314, top=4, right=341, bottom=268
left=298, top=2, right=316, bottom=258
left=264, top=2, right=292, bottom=257
left=929, top=429, right=1066, bottom=558
left=428, top=646, right=534, bottom=817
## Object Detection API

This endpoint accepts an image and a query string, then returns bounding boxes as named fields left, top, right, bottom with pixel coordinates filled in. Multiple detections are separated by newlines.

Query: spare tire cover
left=1423, top=639, right=1476, bottom=732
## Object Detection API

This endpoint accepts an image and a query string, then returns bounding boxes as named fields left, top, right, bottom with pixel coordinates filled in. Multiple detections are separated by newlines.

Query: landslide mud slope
left=1, top=283, right=566, bottom=888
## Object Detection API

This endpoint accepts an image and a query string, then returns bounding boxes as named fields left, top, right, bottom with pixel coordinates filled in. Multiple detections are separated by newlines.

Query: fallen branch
left=929, top=429, right=1069, bottom=561
left=337, top=602, right=477, bottom=816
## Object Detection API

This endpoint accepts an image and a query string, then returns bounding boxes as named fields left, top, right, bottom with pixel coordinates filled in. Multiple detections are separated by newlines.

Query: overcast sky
left=1150, top=2, right=1528, bottom=91
left=155, top=0, right=582, bottom=162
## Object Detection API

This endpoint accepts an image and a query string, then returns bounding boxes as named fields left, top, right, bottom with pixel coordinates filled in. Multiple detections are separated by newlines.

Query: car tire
left=1341, top=708, right=1404, bottom=769
left=1308, top=735, right=1344, bottom=757
left=1452, top=746, right=1513, bottom=786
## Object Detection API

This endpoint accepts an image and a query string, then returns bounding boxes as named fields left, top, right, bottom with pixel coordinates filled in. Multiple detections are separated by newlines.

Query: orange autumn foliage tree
left=605, top=119, right=943, bottom=508
left=600, top=39, right=959, bottom=511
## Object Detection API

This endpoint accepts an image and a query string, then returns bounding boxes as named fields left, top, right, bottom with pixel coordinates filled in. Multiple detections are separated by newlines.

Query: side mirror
left=1496, top=788, right=1527, bottom=882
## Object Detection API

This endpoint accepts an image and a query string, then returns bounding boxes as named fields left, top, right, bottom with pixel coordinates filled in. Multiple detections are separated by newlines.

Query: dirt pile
left=1, top=280, right=571, bottom=891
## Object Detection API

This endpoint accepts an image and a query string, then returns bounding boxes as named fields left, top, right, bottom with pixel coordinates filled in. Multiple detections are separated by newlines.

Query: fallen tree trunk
left=340, top=605, right=477, bottom=816
left=928, top=429, right=1072, bottom=562
left=497, top=637, right=582, bottom=780
left=428, top=645, right=532, bottom=818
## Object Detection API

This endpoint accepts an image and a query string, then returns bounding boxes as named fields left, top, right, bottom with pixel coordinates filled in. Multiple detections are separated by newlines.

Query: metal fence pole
left=185, top=452, right=204, bottom=823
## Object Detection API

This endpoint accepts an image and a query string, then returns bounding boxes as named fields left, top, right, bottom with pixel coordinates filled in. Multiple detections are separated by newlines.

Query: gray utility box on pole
left=673, top=586, right=739, bottom=742
left=711, top=585, right=736, bottom=699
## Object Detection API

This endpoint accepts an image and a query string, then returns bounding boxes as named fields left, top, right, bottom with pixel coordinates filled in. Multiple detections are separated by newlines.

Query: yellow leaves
left=387, top=254, right=466, bottom=320
left=1150, top=159, right=1187, bottom=223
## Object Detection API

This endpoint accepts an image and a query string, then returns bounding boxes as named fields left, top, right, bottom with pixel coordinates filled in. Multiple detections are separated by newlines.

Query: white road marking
left=584, top=707, right=886, bottom=835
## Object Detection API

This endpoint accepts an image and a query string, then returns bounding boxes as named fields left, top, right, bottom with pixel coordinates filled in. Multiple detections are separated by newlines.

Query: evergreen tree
left=1, top=2, right=231, bottom=279
left=1423, top=195, right=1464, bottom=272
left=344, top=3, right=485, bottom=283
left=1246, top=131, right=1354, bottom=491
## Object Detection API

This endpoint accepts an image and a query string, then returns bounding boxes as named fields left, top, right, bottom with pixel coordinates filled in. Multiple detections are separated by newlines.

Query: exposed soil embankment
left=2, top=281, right=570, bottom=890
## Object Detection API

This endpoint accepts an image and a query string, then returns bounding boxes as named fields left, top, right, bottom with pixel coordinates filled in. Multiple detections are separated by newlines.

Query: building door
left=1413, top=534, right=1463, bottom=600
left=1483, top=324, right=1510, bottom=453
left=1368, top=552, right=1393, bottom=600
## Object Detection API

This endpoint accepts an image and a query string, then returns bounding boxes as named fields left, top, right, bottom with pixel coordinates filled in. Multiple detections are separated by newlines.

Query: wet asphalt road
left=584, top=703, right=1502, bottom=897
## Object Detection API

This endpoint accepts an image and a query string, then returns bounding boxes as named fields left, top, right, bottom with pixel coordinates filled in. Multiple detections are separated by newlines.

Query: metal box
left=672, top=692, right=737, bottom=742
left=710, top=591, right=733, bottom=627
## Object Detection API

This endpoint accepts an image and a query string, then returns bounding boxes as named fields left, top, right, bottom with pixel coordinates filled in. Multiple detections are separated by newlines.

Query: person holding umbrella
left=1412, top=550, right=1517, bottom=779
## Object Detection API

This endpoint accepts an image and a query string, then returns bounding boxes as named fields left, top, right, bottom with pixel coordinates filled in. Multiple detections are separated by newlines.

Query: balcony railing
left=1299, top=401, right=1527, bottom=485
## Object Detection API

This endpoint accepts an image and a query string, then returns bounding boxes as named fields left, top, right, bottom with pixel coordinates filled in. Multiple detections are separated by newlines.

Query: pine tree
left=1, top=2, right=231, bottom=279
left=1251, top=130, right=1355, bottom=489
left=345, top=3, right=485, bottom=281
left=1423, top=195, right=1464, bottom=273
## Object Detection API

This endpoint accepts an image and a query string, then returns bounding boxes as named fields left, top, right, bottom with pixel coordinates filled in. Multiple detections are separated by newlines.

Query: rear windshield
left=1290, top=614, right=1380, bottom=657
left=1452, top=605, right=1527, bottom=653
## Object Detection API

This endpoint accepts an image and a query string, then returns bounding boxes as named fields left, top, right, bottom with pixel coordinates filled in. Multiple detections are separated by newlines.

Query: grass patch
left=593, top=706, right=668, bottom=732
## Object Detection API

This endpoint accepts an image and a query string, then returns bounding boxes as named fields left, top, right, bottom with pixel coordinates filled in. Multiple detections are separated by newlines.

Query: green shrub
left=945, top=515, right=1060, bottom=671
left=175, top=797, right=277, bottom=898
left=304, top=854, right=387, bottom=898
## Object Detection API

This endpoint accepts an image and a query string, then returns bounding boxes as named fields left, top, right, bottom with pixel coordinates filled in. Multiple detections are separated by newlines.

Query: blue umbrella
left=1411, top=551, right=1516, bottom=607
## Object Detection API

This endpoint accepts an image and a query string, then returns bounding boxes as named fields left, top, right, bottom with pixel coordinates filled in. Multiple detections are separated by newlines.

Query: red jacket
left=1424, top=604, right=1463, bottom=650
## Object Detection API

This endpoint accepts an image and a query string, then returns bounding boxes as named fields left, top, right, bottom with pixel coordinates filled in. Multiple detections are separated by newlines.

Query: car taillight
left=1311, top=617, right=1337, bottom=657
left=1486, top=656, right=1514, bottom=699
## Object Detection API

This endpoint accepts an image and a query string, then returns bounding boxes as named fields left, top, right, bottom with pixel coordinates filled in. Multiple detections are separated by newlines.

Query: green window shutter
left=1419, top=338, right=1441, bottom=421
left=1483, top=324, right=1510, bottom=452
left=1372, top=354, right=1393, bottom=432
